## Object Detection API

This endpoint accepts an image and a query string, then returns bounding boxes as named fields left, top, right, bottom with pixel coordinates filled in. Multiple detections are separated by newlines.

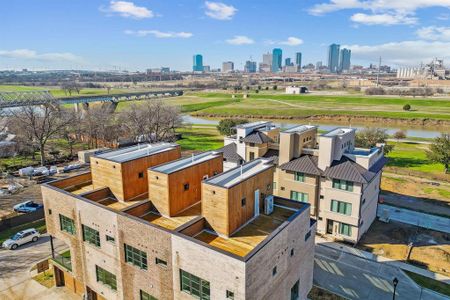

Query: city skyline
left=2, top=0, right=450, bottom=71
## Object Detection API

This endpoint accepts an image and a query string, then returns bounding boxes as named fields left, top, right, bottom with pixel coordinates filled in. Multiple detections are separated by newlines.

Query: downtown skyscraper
left=328, top=44, right=340, bottom=73
left=272, top=48, right=282, bottom=72
left=193, top=54, right=203, bottom=72
left=339, top=48, right=351, bottom=72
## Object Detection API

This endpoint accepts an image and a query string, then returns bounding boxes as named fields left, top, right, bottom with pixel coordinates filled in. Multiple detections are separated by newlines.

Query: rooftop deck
left=283, top=125, right=317, bottom=134
left=64, top=182, right=94, bottom=195
left=139, top=202, right=201, bottom=230
left=205, top=158, right=273, bottom=188
left=150, top=151, right=220, bottom=174
left=94, top=143, right=178, bottom=163
left=193, top=205, right=296, bottom=257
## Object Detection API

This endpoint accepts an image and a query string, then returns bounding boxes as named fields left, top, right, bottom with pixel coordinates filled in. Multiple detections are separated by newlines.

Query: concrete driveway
left=314, top=243, right=449, bottom=299
left=0, top=233, right=66, bottom=299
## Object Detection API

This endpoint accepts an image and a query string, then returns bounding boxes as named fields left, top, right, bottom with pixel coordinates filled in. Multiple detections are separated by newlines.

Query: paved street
left=0, top=234, right=67, bottom=300
left=314, top=243, right=449, bottom=300
left=378, top=204, right=450, bottom=233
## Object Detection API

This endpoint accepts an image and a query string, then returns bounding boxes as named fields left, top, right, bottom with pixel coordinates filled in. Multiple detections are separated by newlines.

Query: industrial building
left=43, top=143, right=316, bottom=299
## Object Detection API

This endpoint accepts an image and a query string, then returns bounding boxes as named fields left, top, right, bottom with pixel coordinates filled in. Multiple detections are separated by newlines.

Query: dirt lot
left=357, top=220, right=450, bottom=277
left=381, top=173, right=450, bottom=217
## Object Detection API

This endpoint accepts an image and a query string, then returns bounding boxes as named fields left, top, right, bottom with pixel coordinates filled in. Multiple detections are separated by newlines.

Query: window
left=106, top=235, right=115, bottom=243
left=82, top=225, right=100, bottom=247
left=272, top=266, right=277, bottom=276
left=249, top=143, right=255, bottom=147
left=124, top=244, right=147, bottom=270
left=226, top=290, right=234, bottom=299
left=319, top=195, right=324, bottom=199
left=96, top=265, right=117, bottom=291
left=180, top=269, right=210, bottom=300
left=332, top=179, right=354, bottom=192
left=339, top=223, right=352, bottom=237
left=281, top=187, right=285, bottom=191
left=249, top=152, right=255, bottom=160
left=155, top=257, right=167, bottom=267
left=290, top=280, right=300, bottom=300
left=140, top=290, right=157, bottom=300
left=305, top=230, right=311, bottom=241
left=290, top=191, right=308, bottom=203
left=294, top=172, right=305, bottom=182
left=59, top=214, right=76, bottom=235
left=138, top=172, right=144, bottom=178
left=273, top=182, right=277, bottom=190
left=184, top=183, right=190, bottom=191
left=241, top=198, right=246, bottom=207
left=330, top=200, right=352, bottom=216
left=48, top=209, right=52, bottom=215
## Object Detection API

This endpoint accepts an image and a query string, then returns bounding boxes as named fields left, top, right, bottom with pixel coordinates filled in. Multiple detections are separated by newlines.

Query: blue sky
left=1, top=0, right=450, bottom=71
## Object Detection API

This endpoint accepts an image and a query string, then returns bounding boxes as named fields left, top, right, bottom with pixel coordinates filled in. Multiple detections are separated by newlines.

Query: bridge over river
left=0, top=90, right=183, bottom=109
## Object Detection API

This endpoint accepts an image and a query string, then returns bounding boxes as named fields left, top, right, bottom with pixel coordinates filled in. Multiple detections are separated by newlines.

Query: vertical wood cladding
left=149, top=155, right=223, bottom=217
left=91, top=146, right=180, bottom=201
left=202, top=166, right=274, bottom=237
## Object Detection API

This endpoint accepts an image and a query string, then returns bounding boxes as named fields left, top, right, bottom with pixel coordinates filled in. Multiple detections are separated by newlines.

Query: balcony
left=52, top=249, right=72, bottom=271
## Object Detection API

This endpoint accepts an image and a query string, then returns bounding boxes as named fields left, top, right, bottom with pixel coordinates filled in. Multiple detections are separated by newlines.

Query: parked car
left=13, top=200, right=43, bottom=213
left=2, top=228, right=40, bottom=250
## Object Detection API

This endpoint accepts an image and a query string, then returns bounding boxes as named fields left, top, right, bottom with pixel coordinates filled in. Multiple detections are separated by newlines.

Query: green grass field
left=386, top=141, right=446, bottom=176
left=165, top=92, right=450, bottom=121
left=176, top=126, right=223, bottom=151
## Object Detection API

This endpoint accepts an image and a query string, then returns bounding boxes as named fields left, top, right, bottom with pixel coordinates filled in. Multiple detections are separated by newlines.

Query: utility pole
left=376, top=56, right=381, bottom=87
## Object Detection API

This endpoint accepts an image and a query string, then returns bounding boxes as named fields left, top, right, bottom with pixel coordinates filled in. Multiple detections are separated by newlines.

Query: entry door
left=254, top=189, right=260, bottom=217
left=326, top=220, right=334, bottom=234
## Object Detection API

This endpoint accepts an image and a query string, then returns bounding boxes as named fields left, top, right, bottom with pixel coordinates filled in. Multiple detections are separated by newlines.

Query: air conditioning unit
left=264, top=195, right=274, bottom=215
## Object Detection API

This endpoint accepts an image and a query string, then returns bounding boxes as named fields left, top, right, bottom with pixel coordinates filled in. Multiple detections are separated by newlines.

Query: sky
left=1, top=0, right=450, bottom=71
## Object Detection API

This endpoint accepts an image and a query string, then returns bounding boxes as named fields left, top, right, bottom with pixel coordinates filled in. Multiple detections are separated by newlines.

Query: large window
left=59, top=214, right=76, bottom=235
left=330, top=200, right=352, bottom=216
left=332, top=179, right=354, bottom=192
left=82, top=225, right=100, bottom=247
left=140, top=290, right=157, bottom=300
left=294, top=172, right=305, bottom=182
left=95, top=265, right=117, bottom=291
left=180, top=269, right=210, bottom=300
left=339, top=223, right=352, bottom=237
left=290, top=280, right=300, bottom=300
left=124, top=244, right=148, bottom=270
left=290, top=191, right=308, bottom=203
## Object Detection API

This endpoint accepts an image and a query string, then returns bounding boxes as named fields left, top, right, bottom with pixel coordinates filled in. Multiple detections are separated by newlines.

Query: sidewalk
left=316, top=235, right=450, bottom=284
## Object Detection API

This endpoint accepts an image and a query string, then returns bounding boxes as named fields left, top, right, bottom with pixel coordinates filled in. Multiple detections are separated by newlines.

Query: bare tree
left=8, top=103, right=71, bottom=165
left=119, top=100, right=182, bottom=143
left=60, top=109, right=82, bottom=157
left=80, top=105, right=121, bottom=148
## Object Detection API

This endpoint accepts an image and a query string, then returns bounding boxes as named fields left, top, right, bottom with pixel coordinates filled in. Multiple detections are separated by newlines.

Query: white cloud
left=344, top=40, right=450, bottom=66
left=309, top=0, right=450, bottom=25
left=416, top=26, right=450, bottom=41
left=0, top=49, right=81, bottom=62
left=103, top=1, right=153, bottom=19
left=437, top=13, right=450, bottom=20
left=280, top=37, right=304, bottom=46
left=204, top=1, right=237, bottom=20
left=124, top=30, right=193, bottom=38
left=225, top=35, right=254, bottom=45
left=350, top=13, right=417, bottom=25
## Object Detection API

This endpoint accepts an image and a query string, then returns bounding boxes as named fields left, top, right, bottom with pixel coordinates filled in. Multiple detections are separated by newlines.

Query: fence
left=0, top=209, right=44, bottom=231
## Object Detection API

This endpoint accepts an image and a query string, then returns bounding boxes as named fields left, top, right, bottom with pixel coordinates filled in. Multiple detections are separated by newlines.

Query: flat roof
left=205, top=158, right=273, bottom=188
left=322, top=128, right=355, bottom=137
left=94, top=143, right=178, bottom=163
left=139, top=202, right=201, bottom=230
left=193, top=204, right=296, bottom=257
left=283, top=125, right=317, bottom=134
left=236, top=121, right=272, bottom=129
left=150, top=151, right=220, bottom=174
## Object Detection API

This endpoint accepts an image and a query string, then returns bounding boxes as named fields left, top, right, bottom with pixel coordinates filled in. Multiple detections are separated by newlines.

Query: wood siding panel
left=201, top=184, right=229, bottom=236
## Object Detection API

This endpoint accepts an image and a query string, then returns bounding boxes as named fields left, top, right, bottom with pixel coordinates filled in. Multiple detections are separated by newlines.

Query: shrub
left=403, top=104, right=411, bottom=111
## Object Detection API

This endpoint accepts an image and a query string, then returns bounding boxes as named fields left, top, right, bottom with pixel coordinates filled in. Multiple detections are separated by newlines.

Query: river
left=182, top=115, right=447, bottom=139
